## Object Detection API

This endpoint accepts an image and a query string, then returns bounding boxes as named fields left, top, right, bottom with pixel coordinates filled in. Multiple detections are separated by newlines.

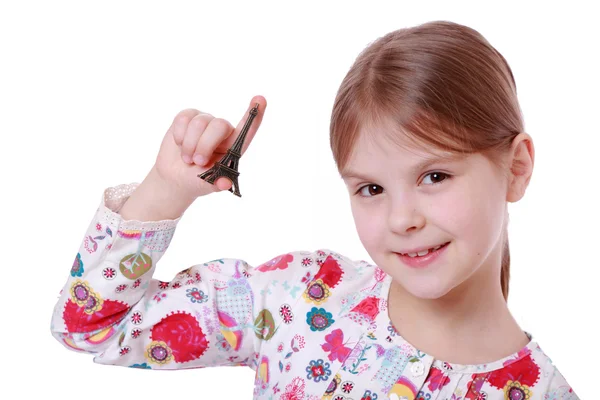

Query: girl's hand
left=153, top=96, right=267, bottom=200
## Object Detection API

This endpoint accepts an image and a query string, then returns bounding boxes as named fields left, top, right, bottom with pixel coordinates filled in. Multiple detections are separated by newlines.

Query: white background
left=1, top=0, right=597, bottom=398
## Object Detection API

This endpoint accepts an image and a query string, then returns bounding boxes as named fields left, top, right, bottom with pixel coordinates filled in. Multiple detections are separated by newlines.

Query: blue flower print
left=306, top=307, right=334, bottom=331
left=306, top=359, right=331, bottom=382
left=186, top=287, right=208, bottom=303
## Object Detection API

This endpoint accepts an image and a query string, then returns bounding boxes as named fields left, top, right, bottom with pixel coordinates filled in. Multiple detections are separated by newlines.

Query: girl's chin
left=392, top=278, right=455, bottom=300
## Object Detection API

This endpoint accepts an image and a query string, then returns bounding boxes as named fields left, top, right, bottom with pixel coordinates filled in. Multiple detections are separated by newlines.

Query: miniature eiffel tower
left=197, top=102, right=260, bottom=197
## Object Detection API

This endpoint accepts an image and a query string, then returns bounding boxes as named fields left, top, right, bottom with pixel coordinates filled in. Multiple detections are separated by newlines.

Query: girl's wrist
left=118, top=167, right=196, bottom=221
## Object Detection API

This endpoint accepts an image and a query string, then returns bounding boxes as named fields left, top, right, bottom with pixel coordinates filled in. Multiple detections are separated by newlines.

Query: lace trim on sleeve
left=99, top=182, right=182, bottom=231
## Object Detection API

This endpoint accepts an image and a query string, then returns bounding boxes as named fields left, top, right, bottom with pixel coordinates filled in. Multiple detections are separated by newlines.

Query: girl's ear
left=506, top=133, right=535, bottom=203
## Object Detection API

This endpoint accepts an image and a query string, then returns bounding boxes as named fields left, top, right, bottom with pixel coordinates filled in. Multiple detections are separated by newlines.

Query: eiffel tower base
left=198, top=164, right=242, bottom=197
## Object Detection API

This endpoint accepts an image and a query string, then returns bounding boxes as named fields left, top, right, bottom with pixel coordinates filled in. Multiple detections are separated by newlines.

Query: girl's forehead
left=353, top=128, right=444, bottom=162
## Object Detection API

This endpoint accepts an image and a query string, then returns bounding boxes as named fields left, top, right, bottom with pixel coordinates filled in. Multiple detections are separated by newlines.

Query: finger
left=171, top=109, right=203, bottom=146
left=182, top=113, right=213, bottom=164
left=226, top=95, right=267, bottom=157
left=215, top=177, right=232, bottom=191
left=192, top=117, right=235, bottom=166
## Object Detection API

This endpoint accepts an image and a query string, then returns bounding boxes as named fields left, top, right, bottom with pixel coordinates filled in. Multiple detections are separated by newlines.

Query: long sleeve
left=50, top=182, right=326, bottom=371
left=543, top=364, right=580, bottom=399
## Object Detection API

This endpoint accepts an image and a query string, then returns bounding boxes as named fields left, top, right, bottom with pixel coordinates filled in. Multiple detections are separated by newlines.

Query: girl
left=50, top=20, right=578, bottom=399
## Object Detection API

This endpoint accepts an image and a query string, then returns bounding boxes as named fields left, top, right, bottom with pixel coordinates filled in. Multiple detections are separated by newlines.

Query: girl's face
left=341, top=125, right=516, bottom=300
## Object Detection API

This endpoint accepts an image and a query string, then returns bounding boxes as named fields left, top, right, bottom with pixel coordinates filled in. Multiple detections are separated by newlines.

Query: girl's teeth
left=406, top=243, right=444, bottom=258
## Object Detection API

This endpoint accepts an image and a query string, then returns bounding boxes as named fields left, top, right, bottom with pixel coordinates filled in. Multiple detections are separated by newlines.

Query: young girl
left=50, top=20, right=579, bottom=399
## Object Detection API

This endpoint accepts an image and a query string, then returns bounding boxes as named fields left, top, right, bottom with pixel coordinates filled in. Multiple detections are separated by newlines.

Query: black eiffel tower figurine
left=197, top=102, right=259, bottom=197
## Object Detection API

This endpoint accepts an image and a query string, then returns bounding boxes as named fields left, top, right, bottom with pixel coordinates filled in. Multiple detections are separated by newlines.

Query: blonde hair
left=330, top=20, right=524, bottom=301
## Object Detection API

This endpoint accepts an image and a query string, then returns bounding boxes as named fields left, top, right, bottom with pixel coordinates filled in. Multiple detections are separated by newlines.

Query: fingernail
left=182, top=154, right=192, bottom=164
left=193, top=154, right=206, bottom=165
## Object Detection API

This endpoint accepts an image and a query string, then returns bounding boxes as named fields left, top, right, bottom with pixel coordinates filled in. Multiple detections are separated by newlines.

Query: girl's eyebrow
left=341, top=153, right=463, bottom=181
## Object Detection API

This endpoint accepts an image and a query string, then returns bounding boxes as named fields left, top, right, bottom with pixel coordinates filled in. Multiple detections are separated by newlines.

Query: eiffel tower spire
left=197, top=103, right=260, bottom=197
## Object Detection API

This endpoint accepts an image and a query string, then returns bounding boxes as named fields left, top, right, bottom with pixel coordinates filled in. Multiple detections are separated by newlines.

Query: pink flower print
left=301, top=272, right=313, bottom=285
left=281, top=376, right=305, bottom=400
left=321, top=329, right=353, bottom=362
left=285, top=362, right=292, bottom=372
left=153, top=293, right=166, bottom=302
left=84, top=236, right=98, bottom=253
left=115, top=284, right=127, bottom=293
left=208, top=263, right=221, bottom=273
left=277, top=342, right=284, bottom=353
left=171, top=282, right=181, bottom=289
left=119, top=346, right=130, bottom=356
left=294, top=334, right=306, bottom=349
left=96, top=223, right=102, bottom=231
left=375, top=267, right=386, bottom=282
left=256, top=253, right=294, bottom=272
left=425, top=367, right=451, bottom=392
left=373, top=343, right=386, bottom=358
left=131, top=328, right=141, bottom=339
left=132, top=279, right=141, bottom=289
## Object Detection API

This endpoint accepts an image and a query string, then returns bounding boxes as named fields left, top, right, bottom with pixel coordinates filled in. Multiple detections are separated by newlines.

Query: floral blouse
left=50, top=182, right=579, bottom=400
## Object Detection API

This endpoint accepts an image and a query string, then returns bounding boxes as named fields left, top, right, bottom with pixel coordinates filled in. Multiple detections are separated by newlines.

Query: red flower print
left=149, top=311, right=208, bottom=363
left=425, top=367, right=451, bottom=391
left=131, top=311, right=142, bottom=325
left=132, top=279, right=141, bottom=288
left=341, top=381, right=354, bottom=393
left=351, top=296, right=380, bottom=321
left=119, top=346, right=130, bottom=356
left=487, top=355, right=540, bottom=390
left=171, top=282, right=181, bottom=289
left=102, top=267, right=116, bottom=280
left=313, top=256, right=343, bottom=289
left=158, top=281, right=169, bottom=289
left=131, top=328, right=141, bottom=338
left=279, top=304, right=294, bottom=324
left=301, top=257, right=313, bottom=267
left=321, top=329, right=353, bottom=362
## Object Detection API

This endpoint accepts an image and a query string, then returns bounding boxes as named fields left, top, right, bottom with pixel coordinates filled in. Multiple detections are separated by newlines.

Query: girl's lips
left=396, top=241, right=450, bottom=269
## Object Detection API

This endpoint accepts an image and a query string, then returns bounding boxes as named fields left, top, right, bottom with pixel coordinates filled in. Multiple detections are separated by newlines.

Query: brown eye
left=354, top=172, right=452, bottom=198
left=356, top=184, right=384, bottom=197
left=423, top=172, right=451, bottom=185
